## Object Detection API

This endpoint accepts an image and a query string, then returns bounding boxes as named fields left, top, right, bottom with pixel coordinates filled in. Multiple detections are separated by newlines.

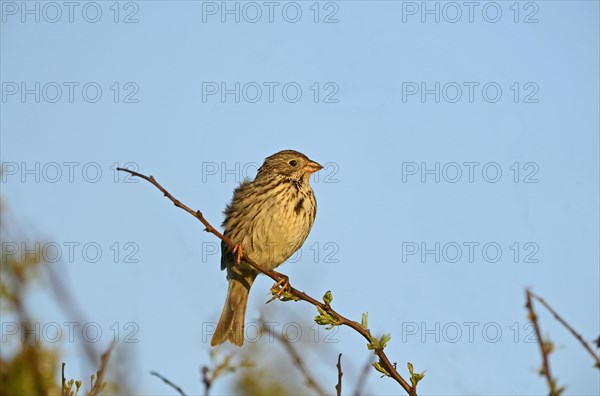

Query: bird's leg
left=267, top=272, right=291, bottom=303
left=232, top=243, right=244, bottom=265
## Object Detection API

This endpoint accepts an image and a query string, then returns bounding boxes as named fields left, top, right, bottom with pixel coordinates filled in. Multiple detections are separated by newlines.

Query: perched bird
left=211, top=150, right=323, bottom=346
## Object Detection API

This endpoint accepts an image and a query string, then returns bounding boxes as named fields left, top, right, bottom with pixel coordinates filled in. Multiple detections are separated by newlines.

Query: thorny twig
left=117, top=167, right=416, bottom=396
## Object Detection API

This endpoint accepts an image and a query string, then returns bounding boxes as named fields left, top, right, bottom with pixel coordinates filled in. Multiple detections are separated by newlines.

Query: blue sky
left=1, top=1, right=599, bottom=395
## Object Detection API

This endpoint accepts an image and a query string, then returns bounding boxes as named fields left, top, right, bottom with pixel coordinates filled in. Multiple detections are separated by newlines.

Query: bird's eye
left=289, top=160, right=298, bottom=166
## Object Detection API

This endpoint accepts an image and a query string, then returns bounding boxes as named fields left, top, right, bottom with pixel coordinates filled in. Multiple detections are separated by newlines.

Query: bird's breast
left=232, top=182, right=316, bottom=270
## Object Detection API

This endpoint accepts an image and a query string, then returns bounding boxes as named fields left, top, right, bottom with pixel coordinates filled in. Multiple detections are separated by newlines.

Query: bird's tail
left=211, top=274, right=255, bottom=346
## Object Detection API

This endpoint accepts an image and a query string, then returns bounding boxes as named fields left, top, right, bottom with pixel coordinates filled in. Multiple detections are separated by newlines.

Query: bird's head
left=257, top=150, right=323, bottom=183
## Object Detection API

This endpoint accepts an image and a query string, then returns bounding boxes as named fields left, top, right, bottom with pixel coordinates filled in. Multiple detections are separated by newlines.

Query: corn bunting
left=211, top=150, right=322, bottom=346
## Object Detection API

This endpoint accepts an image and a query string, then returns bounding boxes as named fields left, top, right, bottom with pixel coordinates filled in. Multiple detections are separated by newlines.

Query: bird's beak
left=303, top=160, right=323, bottom=174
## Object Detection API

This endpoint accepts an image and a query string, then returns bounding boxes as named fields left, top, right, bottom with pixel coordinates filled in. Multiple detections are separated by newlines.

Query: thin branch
left=62, top=363, right=66, bottom=396
left=261, top=323, right=327, bottom=396
left=529, top=291, right=600, bottom=367
left=201, top=366, right=211, bottom=396
left=117, top=167, right=416, bottom=396
left=336, top=353, right=343, bottom=396
left=150, top=371, right=187, bottom=396
left=525, top=290, right=556, bottom=393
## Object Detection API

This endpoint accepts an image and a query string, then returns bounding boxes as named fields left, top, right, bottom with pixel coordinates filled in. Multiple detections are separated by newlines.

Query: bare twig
left=336, top=353, right=343, bottom=396
left=529, top=291, right=600, bottom=367
left=526, top=290, right=560, bottom=395
left=62, top=363, right=66, bottom=396
left=150, top=371, right=187, bottom=396
left=261, top=323, right=327, bottom=396
left=117, top=167, right=416, bottom=396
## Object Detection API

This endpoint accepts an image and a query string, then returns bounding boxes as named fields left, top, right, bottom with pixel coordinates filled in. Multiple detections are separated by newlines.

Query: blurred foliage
left=231, top=337, right=313, bottom=396
left=201, top=348, right=254, bottom=394
left=0, top=344, right=60, bottom=396
left=1, top=199, right=59, bottom=395
left=0, top=197, right=123, bottom=395
left=224, top=308, right=347, bottom=396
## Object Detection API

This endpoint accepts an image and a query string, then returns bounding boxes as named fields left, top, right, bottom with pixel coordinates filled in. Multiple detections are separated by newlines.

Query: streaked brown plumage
left=211, top=150, right=322, bottom=346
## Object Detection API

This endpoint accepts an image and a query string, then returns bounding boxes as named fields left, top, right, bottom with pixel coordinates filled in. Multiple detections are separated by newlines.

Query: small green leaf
left=366, top=333, right=390, bottom=350
left=408, top=362, right=425, bottom=388
left=367, top=336, right=379, bottom=350
left=373, top=361, right=390, bottom=377
left=379, top=334, right=391, bottom=349
left=323, top=290, right=333, bottom=305
left=269, top=286, right=299, bottom=302
left=279, top=290, right=300, bottom=301
left=361, top=312, right=368, bottom=329
left=314, top=305, right=339, bottom=329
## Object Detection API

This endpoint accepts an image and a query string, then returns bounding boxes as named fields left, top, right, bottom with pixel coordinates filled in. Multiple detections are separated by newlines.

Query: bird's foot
left=267, top=273, right=292, bottom=303
left=232, top=243, right=244, bottom=265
